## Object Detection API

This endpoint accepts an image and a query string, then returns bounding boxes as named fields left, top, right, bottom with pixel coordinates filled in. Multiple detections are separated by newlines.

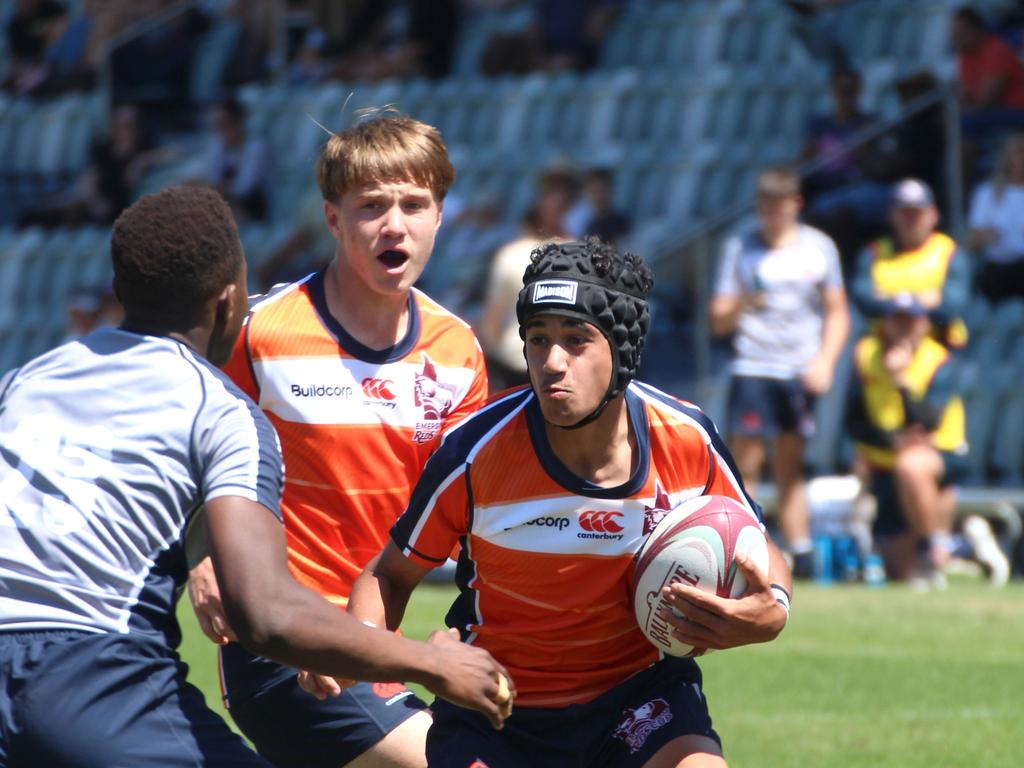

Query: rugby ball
left=632, top=495, right=769, bottom=657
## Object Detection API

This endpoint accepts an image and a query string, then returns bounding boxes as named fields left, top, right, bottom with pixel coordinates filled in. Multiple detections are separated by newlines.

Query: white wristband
left=770, top=584, right=791, bottom=617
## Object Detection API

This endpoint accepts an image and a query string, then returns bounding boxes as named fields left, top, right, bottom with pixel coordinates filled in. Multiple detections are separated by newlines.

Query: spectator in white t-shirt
left=710, top=167, right=850, bottom=577
left=967, top=130, right=1024, bottom=303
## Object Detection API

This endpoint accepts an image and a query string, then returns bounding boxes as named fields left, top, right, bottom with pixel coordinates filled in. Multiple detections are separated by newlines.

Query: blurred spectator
left=784, top=0, right=852, bottom=74
left=953, top=6, right=1024, bottom=111
left=19, top=104, right=172, bottom=227
left=204, top=98, right=269, bottom=222
left=421, top=187, right=518, bottom=321
left=287, top=25, right=333, bottom=84
left=568, top=168, right=632, bottom=245
left=109, top=0, right=209, bottom=135
left=478, top=169, right=574, bottom=392
left=845, top=296, right=966, bottom=584
left=799, top=69, right=898, bottom=278
left=533, top=0, right=622, bottom=71
left=710, top=167, right=850, bottom=577
left=254, top=187, right=335, bottom=290
left=324, top=0, right=462, bottom=82
left=480, top=0, right=621, bottom=75
left=885, top=72, right=947, bottom=211
left=967, top=130, right=1024, bottom=303
left=3, top=0, right=67, bottom=93
left=852, top=179, right=970, bottom=350
left=801, top=69, right=894, bottom=242
left=221, top=0, right=283, bottom=89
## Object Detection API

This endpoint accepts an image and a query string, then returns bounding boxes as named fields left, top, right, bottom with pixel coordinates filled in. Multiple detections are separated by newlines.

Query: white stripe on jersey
left=403, top=467, right=465, bottom=559
left=254, top=356, right=477, bottom=428
left=248, top=273, right=314, bottom=313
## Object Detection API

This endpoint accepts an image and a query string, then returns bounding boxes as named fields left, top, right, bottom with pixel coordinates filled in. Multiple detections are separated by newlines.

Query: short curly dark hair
left=523, top=237, right=654, bottom=298
left=112, top=186, right=243, bottom=325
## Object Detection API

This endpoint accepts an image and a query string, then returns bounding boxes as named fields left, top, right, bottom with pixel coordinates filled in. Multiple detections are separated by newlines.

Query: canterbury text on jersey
left=223, top=270, right=489, bottom=605
left=391, top=381, right=761, bottom=707
left=0, top=329, right=283, bottom=645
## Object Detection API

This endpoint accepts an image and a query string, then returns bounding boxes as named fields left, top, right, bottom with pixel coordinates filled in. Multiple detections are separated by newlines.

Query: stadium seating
left=2, top=0, right=1023, bottom=490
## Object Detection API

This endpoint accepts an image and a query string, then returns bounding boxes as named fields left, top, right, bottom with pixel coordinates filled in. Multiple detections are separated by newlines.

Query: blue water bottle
left=813, top=535, right=833, bottom=585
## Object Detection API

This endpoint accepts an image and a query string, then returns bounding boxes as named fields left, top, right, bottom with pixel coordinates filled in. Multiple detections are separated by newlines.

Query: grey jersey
left=0, top=329, right=283, bottom=643
left=713, top=223, right=844, bottom=378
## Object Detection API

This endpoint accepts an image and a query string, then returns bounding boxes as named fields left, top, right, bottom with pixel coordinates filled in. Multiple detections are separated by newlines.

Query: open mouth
left=377, top=249, right=409, bottom=269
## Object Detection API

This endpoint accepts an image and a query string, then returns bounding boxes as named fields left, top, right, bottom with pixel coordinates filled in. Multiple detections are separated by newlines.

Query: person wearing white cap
left=851, top=178, right=970, bottom=349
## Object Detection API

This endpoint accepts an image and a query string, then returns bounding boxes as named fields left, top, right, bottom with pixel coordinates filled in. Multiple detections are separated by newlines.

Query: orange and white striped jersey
left=391, top=381, right=761, bottom=708
left=223, top=270, right=488, bottom=605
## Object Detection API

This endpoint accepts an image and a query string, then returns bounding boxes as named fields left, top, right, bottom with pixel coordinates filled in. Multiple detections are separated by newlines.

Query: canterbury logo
left=578, top=510, right=624, bottom=533
left=361, top=377, right=396, bottom=400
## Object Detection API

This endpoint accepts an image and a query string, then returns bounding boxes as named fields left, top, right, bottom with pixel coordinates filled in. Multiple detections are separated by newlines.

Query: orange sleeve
left=392, top=456, right=471, bottom=569
left=221, top=319, right=259, bottom=402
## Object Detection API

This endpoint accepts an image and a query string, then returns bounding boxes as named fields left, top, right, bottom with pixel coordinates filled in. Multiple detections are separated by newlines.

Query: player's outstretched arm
left=659, top=537, right=791, bottom=652
left=348, top=541, right=430, bottom=630
left=204, top=496, right=512, bottom=729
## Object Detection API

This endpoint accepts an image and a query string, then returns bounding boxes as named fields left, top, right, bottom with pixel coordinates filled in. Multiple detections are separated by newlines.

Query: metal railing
left=657, top=82, right=963, bottom=405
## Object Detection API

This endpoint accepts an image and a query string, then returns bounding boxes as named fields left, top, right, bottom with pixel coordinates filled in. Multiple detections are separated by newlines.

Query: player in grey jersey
left=0, top=186, right=511, bottom=768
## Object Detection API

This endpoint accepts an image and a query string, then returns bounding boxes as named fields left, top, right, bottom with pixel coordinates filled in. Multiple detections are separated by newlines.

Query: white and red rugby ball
left=632, top=495, right=769, bottom=657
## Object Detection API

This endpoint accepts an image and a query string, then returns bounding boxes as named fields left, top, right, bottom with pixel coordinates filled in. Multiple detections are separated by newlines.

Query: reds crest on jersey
left=643, top=480, right=673, bottom=536
left=412, top=352, right=457, bottom=443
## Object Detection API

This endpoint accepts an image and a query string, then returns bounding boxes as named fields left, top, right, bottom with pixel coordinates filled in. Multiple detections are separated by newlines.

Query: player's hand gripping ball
left=632, top=495, right=769, bottom=657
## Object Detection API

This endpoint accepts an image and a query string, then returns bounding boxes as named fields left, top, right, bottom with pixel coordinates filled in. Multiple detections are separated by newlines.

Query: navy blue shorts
left=727, top=375, right=816, bottom=439
left=0, top=629, right=268, bottom=768
left=220, top=642, right=428, bottom=768
left=425, top=658, right=719, bottom=768
left=870, top=451, right=969, bottom=536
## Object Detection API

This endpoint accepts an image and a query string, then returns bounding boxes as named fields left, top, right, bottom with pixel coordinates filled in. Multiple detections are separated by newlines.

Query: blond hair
left=756, top=166, right=801, bottom=199
left=315, top=110, right=455, bottom=202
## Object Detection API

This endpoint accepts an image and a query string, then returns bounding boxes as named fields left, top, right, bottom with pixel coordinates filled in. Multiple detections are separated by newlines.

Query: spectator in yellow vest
left=851, top=179, right=970, bottom=348
left=844, top=294, right=967, bottom=584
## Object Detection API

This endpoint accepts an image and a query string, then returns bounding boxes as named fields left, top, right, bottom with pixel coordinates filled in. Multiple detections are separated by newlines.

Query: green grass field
left=177, top=580, right=1024, bottom=767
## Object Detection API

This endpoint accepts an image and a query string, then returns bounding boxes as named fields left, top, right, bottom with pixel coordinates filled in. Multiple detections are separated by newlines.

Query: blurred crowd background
left=2, top=0, right=1024, bottom=580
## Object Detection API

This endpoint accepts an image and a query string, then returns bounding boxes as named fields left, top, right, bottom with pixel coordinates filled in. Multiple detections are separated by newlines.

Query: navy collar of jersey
left=524, top=386, right=650, bottom=499
left=308, top=270, right=421, bottom=363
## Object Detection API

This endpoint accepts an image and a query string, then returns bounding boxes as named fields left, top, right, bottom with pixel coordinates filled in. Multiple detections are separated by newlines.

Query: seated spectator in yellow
left=844, top=295, right=967, bottom=583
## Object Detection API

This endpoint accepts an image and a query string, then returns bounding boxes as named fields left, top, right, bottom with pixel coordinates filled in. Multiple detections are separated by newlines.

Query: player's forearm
left=230, top=581, right=441, bottom=687
left=348, top=564, right=414, bottom=631
left=765, top=537, right=793, bottom=597
left=709, top=296, right=741, bottom=337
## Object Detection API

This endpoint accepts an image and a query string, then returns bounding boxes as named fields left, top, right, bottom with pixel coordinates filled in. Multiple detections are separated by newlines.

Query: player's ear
left=216, top=282, right=239, bottom=326
left=206, top=282, right=241, bottom=367
left=323, top=199, right=343, bottom=240
left=434, top=200, right=444, bottom=233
